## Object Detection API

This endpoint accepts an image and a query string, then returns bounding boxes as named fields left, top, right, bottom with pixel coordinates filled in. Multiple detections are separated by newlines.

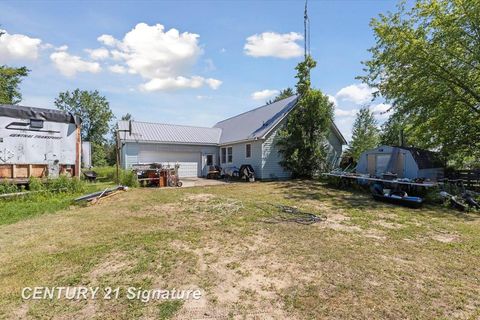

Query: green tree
left=346, top=107, right=380, bottom=161
left=360, top=0, right=480, bottom=167
left=277, top=56, right=334, bottom=177
left=0, top=66, right=29, bottom=104
left=55, top=89, right=114, bottom=166
left=379, top=112, right=411, bottom=146
left=267, top=88, right=294, bottom=104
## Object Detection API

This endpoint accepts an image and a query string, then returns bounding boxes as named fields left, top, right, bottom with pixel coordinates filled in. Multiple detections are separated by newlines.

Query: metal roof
left=118, top=120, right=221, bottom=145
left=118, top=95, right=347, bottom=146
left=214, top=95, right=299, bottom=144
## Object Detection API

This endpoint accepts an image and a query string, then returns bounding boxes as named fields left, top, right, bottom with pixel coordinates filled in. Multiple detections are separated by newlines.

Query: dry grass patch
left=0, top=180, right=479, bottom=319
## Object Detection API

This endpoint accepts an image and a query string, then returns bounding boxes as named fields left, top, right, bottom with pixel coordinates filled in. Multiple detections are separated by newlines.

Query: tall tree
left=277, top=56, right=334, bottom=177
left=267, top=88, right=295, bottom=104
left=360, top=0, right=480, bottom=167
left=380, top=112, right=411, bottom=146
left=0, top=66, right=29, bottom=104
left=346, top=107, right=380, bottom=161
left=55, top=89, right=113, bottom=166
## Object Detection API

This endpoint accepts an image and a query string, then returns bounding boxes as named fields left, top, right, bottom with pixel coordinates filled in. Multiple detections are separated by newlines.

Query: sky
left=0, top=0, right=402, bottom=141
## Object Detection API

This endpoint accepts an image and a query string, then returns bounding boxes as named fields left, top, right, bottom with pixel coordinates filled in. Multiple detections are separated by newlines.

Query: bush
left=45, top=175, right=86, bottom=193
left=90, top=166, right=117, bottom=182
left=91, top=166, right=138, bottom=187
left=28, top=177, right=44, bottom=191
left=120, top=170, right=139, bottom=188
left=0, top=180, right=18, bottom=194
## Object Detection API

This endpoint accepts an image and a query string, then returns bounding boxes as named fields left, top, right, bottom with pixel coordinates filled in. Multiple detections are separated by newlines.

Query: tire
left=177, top=181, right=183, bottom=187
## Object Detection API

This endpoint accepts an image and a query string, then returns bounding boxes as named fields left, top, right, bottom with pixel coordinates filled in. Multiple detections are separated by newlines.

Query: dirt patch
left=321, top=213, right=362, bottom=233
left=183, top=193, right=216, bottom=202
left=373, top=220, right=403, bottom=230
left=89, top=252, right=132, bottom=281
left=431, top=233, right=461, bottom=243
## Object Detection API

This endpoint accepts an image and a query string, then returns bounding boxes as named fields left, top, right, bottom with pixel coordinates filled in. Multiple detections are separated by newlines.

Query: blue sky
left=0, top=0, right=401, bottom=141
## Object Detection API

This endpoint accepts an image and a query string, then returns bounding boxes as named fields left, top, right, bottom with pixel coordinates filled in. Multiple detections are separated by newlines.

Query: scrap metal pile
left=132, top=163, right=182, bottom=188
left=74, top=186, right=128, bottom=204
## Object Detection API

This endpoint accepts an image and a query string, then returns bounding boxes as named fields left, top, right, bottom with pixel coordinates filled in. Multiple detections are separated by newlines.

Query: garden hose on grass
left=257, top=203, right=326, bottom=225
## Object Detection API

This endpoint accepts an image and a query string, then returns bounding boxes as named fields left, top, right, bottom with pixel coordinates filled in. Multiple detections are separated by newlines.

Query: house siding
left=327, top=131, right=343, bottom=168
left=261, top=121, right=345, bottom=180
left=261, top=125, right=290, bottom=180
left=219, top=141, right=262, bottom=176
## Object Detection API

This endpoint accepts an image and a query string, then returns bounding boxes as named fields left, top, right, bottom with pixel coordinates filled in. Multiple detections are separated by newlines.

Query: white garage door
left=137, top=149, right=201, bottom=177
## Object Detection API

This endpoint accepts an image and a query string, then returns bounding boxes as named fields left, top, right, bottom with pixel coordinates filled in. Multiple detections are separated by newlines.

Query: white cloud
left=371, top=103, right=392, bottom=119
left=335, top=108, right=358, bottom=117
left=97, top=23, right=221, bottom=91
left=56, top=45, right=68, bottom=51
left=251, top=89, right=279, bottom=100
left=140, top=76, right=222, bottom=91
left=196, top=95, right=212, bottom=100
left=50, top=51, right=101, bottom=77
left=220, top=48, right=226, bottom=53
left=336, top=83, right=375, bottom=104
left=327, top=94, right=337, bottom=106
left=109, top=64, right=127, bottom=74
left=205, top=78, right=222, bottom=90
left=0, top=29, right=42, bottom=61
left=244, top=32, right=303, bottom=59
left=85, top=47, right=109, bottom=60
left=97, top=34, right=119, bottom=47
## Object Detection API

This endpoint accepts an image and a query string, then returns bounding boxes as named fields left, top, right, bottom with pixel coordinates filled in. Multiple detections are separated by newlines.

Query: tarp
left=0, top=104, right=81, bottom=125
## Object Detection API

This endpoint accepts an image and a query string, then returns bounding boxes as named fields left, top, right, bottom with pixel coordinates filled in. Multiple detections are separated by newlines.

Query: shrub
left=120, top=170, right=139, bottom=188
left=91, top=166, right=138, bottom=187
left=45, top=175, right=86, bottom=193
left=28, top=177, right=44, bottom=191
left=0, top=180, right=18, bottom=194
left=91, top=166, right=117, bottom=182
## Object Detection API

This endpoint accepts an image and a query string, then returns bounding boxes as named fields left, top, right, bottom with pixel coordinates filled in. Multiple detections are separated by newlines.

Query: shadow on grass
left=275, top=179, right=479, bottom=222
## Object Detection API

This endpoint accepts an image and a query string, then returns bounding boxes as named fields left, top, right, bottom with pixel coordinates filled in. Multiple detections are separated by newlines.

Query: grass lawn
left=0, top=180, right=479, bottom=319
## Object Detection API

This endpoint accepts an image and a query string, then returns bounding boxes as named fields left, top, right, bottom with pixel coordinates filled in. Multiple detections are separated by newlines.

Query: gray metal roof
left=118, top=95, right=347, bottom=146
left=214, top=95, right=299, bottom=144
left=118, top=120, right=221, bottom=145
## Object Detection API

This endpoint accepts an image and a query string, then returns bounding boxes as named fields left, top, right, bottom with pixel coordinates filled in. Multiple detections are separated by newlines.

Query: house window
left=221, top=148, right=226, bottom=164
left=245, top=144, right=251, bottom=158
left=227, top=147, right=233, bottom=163
left=206, top=154, right=213, bottom=166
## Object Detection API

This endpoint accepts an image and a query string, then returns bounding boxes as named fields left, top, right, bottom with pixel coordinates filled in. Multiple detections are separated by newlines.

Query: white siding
left=261, top=121, right=345, bottom=179
left=261, top=127, right=290, bottom=180
left=219, top=141, right=262, bottom=176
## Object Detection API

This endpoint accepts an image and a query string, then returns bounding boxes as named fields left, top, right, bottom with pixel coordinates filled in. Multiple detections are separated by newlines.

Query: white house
left=118, top=96, right=346, bottom=179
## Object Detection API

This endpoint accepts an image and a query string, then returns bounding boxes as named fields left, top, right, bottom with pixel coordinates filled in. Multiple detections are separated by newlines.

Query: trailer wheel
left=177, top=181, right=183, bottom=187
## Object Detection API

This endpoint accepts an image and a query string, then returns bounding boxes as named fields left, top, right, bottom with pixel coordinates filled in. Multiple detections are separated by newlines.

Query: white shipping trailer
left=0, top=104, right=82, bottom=182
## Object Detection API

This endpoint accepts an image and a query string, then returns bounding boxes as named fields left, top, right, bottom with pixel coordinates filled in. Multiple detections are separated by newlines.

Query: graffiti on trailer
left=9, top=134, right=62, bottom=140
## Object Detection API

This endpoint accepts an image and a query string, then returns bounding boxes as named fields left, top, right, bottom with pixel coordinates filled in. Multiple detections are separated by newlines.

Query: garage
left=118, top=121, right=221, bottom=178
left=138, top=149, right=201, bottom=178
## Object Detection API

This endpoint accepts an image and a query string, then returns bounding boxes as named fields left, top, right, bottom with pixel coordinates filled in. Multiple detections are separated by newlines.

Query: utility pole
left=304, top=0, right=309, bottom=60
